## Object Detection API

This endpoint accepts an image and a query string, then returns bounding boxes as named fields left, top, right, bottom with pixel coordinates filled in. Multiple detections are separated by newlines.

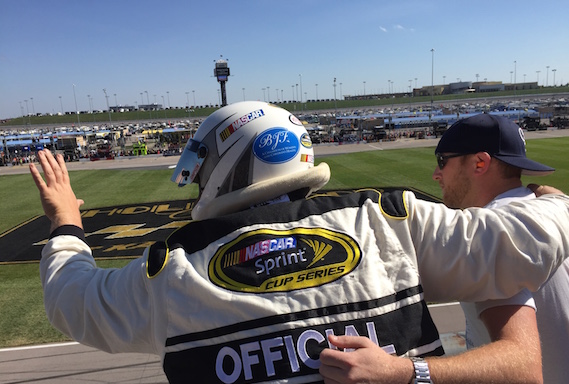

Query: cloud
left=379, top=26, right=387, bottom=33
left=392, top=24, right=415, bottom=33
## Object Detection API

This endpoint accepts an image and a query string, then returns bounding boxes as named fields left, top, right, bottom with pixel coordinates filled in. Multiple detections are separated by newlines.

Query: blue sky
left=1, top=0, right=567, bottom=119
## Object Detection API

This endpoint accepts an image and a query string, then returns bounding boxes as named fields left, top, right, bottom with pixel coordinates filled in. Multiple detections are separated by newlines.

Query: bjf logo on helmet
left=253, top=127, right=300, bottom=164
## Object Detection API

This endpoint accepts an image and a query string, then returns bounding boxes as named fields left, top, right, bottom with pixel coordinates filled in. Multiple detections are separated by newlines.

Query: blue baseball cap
left=436, top=113, right=554, bottom=176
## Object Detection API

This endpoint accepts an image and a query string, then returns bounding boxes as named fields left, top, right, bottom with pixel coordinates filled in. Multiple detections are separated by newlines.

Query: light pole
left=24, top=99, right=31, bottom=125
left=167, top=91, right=170, bottom=109
left=514, top=60, right=517, bottom=97
left=102, top=89, right=112, bottom=124
left=333, top=77, right=337, bottom=115
left=299, top=74, right=303, bottom=103
left=514, top=61, right=517, bottom=84
left=546, top=66, right=550, bottom=87
left=19, top=101, right=25, bottom=126
left=145, top=91, right=151, bottom=119
left=430, top=48, right=435, bottom=122
left=315, top=84, right=318, bottom=101
left=186, top=92, right=191, bottom=119
left=552, top=69, right=557, bottom=86
left=73, top=84, right=80, bottom=125
left=242, top=87, right=246, bottom=101
left=192, top=90, right=196, bottom=107
left=30, top=97, right=35, bottom=116
left=59, top=96, right=63, bottom=115
left=391, top=81, right=395, bottom=110
left=88, top=95, right=94, bottom=121
left=363, top=81, right=366, bottom=96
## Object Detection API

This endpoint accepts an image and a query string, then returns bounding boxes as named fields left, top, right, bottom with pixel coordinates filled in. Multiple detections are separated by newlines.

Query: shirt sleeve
left=407, top=193, right=569, bottom=302
left=40, top=227, right=159, bottom=355
left=474, top=289, right=536, bottom=317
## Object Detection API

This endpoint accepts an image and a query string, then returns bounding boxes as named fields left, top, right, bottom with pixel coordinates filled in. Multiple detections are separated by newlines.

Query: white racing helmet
left=171, top=101, right=330, bottom=220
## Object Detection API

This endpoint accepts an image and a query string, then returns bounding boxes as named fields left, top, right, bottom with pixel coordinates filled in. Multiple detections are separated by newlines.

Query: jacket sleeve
left=407, top=193, right=569, bottom=302
left=40, top=226, right=159, bottom=355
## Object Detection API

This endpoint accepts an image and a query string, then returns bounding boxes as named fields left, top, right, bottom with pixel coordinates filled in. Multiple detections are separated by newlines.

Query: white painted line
left=428, top=301, right=460, bottom=308
left=0, top=341, right=78, bottom=352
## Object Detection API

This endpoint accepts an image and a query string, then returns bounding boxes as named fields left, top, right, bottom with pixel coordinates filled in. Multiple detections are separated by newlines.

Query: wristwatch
left=410, top=357, right=432, bottom=384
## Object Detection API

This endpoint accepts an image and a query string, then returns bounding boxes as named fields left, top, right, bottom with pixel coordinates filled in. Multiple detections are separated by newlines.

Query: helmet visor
left=171, top=139, right=208, bottom=187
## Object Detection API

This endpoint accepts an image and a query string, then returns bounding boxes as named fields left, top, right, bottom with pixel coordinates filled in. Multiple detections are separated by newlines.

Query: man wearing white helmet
left=170, top=102, right=329, bottom=220
left=31, top=101, right=569, bottom=383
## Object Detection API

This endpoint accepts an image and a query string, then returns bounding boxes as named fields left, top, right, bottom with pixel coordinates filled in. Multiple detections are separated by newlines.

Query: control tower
left=214, top=57, right=230, bottom=106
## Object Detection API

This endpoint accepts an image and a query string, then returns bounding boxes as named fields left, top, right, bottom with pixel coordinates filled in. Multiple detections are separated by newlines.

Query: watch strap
left=410, top=357, right=432, bottom=384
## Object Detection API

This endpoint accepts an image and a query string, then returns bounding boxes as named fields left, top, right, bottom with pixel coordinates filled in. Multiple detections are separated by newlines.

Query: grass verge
left=0, top=136, right=568, bottom=347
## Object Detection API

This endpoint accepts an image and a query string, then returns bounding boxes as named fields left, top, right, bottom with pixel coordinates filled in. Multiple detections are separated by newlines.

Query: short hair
left=494, top=158, right=522, bottom=179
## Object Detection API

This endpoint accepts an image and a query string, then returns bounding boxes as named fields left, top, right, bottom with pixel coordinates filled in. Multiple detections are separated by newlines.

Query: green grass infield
left=0, top=137, right=568, bottom=348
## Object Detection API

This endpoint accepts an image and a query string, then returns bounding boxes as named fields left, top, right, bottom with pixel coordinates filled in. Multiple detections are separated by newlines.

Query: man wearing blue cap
left=319, top=114, right=566, bottom=383
left=431, top=113, right=567, bottom=383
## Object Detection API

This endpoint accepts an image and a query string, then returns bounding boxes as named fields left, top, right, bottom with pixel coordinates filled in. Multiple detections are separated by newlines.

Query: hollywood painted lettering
left=80, top=202, right=193, bottom=220
left=214, top=321, right=396, bottom=383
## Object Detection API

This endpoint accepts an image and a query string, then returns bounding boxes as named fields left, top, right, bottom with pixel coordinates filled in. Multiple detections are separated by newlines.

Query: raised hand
left=29, top=150, right=84, bottom=233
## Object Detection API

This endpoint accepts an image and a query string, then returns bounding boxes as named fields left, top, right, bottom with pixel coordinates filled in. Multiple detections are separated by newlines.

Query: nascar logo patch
left=209, top=228, right=361, bottom=293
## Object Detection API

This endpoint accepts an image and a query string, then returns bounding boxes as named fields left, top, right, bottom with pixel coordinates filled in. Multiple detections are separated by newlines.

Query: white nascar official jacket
left=40, top=190, right=569, bottom=383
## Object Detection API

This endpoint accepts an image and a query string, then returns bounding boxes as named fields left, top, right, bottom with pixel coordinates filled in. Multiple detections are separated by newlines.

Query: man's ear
left=474, top=152, right=491, bottom=173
